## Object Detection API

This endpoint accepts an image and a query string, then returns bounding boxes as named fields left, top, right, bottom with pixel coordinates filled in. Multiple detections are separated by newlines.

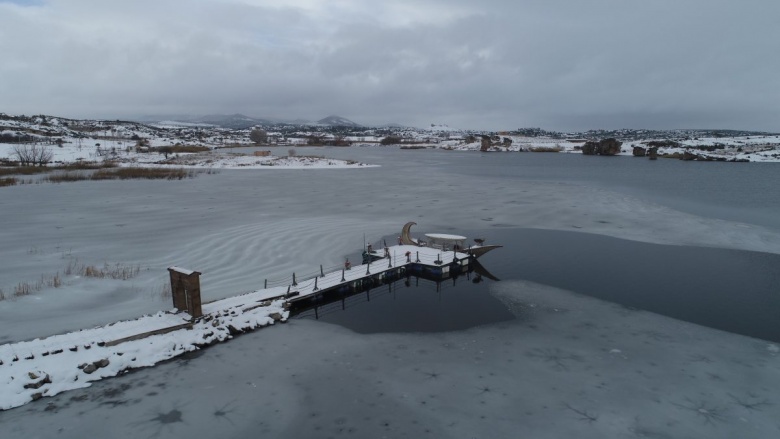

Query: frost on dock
left=0, top=243, right=478, bottom=410
left=0, top=285, right=288, bottom=411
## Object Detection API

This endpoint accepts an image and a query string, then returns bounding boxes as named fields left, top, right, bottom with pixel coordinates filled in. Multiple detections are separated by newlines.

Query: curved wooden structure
left=400, top=221, right=419, bottom=245
left=399, top=222, right=502, bottom=259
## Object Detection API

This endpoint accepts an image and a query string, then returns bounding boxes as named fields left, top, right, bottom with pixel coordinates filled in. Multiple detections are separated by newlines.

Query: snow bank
left=1, top=281, right=777, bottom=438
left=0, top=297, right=288, bottom=410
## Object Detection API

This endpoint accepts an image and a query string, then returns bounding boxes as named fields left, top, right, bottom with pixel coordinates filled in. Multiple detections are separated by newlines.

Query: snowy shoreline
left=2, top=113, right=779, bottom=165
left=0, top=291, right=289, bottom=411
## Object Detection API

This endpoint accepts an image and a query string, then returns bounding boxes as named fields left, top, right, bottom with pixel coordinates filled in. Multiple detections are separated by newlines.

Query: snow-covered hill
left=316, top=115, right=362, bottom=127
left=2, top=112, right=779, bottom=162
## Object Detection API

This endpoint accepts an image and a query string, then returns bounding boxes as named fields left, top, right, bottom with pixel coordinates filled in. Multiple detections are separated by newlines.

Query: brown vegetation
left=528, top=146, right=563, bottom=153
left=0, top=161, right=116, bottom=177
left=8, top=272, right=62, bottom=298
left=46, top=173, right=87, bottom=183
left=380, top=136, right=403, bottom=145
left=65, top=259, right=141, bottom=280
left=250, top=128, right=268, bottom=144
left=45, top=167, right=195, bottom=182
left=12, top=144, right=53, bottom=166
left=0, top=260, right=143, bottom=301
left=92, top=167, right=194, bottom=180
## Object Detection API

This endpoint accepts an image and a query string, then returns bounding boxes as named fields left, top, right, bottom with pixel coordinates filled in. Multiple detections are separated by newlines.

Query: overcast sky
left=1, top=0, right=778, bottom=131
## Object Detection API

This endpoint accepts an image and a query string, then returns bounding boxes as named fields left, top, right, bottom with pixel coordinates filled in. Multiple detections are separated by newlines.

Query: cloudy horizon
left=1, top=0, right=778, bottom=131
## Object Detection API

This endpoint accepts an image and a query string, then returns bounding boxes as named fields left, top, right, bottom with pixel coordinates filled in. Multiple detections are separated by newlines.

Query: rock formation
left=648, top=147, right=658, bottom=160
left=582, top=138, right=622, bottom=156
left=480, top=135, right=492, bottom=152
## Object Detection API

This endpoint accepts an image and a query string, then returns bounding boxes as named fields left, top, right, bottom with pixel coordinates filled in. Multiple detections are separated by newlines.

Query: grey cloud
left=0, top=0, right=778, bottom=131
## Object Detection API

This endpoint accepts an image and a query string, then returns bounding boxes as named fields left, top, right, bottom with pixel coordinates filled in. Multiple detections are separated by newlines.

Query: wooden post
left=292, top=272, right=297, bottom=286
left=313, top=276, right=319, bottom=291
left=341, top=269, right=346, bottom=282
left=167, top=267, right=203, bottom=318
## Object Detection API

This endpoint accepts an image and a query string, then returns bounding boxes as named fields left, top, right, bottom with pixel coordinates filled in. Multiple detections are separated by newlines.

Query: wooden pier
left=279, top=244, right=474, bottom=310
left=0, top=241, right=493, bottom=410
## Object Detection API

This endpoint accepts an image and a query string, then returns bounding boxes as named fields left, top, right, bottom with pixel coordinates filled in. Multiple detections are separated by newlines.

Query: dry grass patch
left=61, top=161, right=117, bottom=170
left=0, top=166, right=51, bottom=176
left=0, top=259, right=142, bottom=301
left=46, top=172, right=88, bottom=183
left=0, top=177, right=17, bottom=187
left=65, top=259, right=141, bottom=280
left=528, top=146, right=563, bottom=153
left=0, top=161, right=115, bottom=178
left=92, top=167, right=194, bottom=180
left=45, top=167, right=196, bottom=182
left=9, top=272, right=62, bottom=299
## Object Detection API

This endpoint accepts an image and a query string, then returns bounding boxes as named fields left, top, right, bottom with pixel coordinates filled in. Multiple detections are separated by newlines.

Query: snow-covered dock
left=1, top=244, right=475, bottom=410
left=285, top=244, right=472, bottom=307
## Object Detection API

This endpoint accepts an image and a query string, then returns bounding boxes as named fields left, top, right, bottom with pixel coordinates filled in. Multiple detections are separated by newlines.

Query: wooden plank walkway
left=281, top=244, right=472, bottom=305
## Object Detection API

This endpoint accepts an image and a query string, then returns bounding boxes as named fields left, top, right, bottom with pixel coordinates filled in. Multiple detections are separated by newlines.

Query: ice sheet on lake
left=2, top=151, right=779, bottom=343
left=1, top=281, right=777, bottom=438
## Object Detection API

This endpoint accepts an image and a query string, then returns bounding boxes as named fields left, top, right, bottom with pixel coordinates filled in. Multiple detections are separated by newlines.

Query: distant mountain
left=426, top=123, right=461, bottom=132
left=193, top=114, right=276, bottom=129
left=316, top=115, right=362, bottom=127
left=134, top=114, right=364, bottom=129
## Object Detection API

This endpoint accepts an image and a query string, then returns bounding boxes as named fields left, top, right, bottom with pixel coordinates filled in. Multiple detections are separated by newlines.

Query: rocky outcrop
left=682, top=151, right=698, bottom=161
left=582, top=138, right=622, bottom=156
left=23, top=373, right=51, bottom=389
left=79, top=358, right=110, bottom=374
left=632, top=146, right=646, bottom=157
left=646, top=140, right=681, bottom=148
left=648, top=147, right=658, bottom=160
left=480, top=135, right=492, bottom=152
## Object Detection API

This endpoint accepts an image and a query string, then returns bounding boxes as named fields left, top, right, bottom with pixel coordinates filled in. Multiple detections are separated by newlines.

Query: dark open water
left=295, top=148, right=780, bottom=342
left=308, top=227, right=780, bottom=342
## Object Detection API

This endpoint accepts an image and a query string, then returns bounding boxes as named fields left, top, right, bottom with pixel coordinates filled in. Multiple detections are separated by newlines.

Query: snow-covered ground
left=1, top=133, right=779, bottom=436
left=1, top=295, right=288, bottom=410
left=0, top=114, right=374, bottom=169
left=0, top=141, right=374, bottom=170
left=1, top=282, right=778, bottom=437
left=429, top=135, right=780, bottom=162
left=3, top=113, right=780, bottom=164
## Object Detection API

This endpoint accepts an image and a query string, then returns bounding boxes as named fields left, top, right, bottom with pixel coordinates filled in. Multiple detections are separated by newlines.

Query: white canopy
left=425, top=233, right=466, bottom=241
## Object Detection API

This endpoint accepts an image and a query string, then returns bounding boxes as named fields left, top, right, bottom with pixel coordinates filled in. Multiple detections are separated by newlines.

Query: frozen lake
left=1, top=148, right=779, bottom=437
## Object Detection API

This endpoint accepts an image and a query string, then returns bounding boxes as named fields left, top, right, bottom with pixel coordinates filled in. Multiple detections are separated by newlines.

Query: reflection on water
left=293, top=260, right=515, bottom=333
left=303, top=227, right=780, bottom=342
left=481, top=228, right=780, bottom=342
